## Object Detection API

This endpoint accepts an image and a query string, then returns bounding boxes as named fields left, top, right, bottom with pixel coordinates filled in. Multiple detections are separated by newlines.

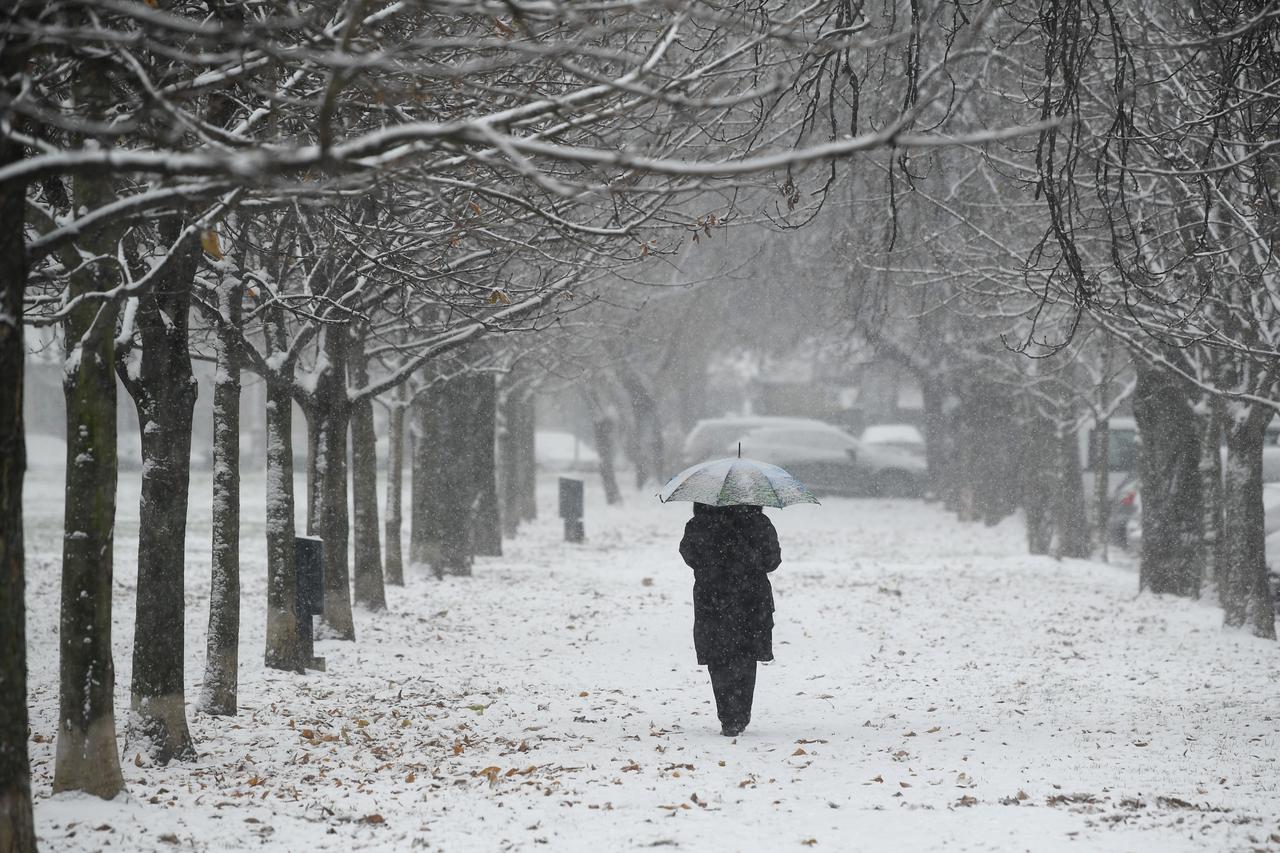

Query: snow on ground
left=21, top=463, right=1280, bottom=852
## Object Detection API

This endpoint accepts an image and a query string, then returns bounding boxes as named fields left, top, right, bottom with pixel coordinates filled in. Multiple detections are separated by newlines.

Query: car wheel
left=874, top=469, right=918, bottom=498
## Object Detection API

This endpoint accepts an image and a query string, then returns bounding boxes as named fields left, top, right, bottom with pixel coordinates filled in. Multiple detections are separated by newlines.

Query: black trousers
left=707, top=659, right=757, bottom=728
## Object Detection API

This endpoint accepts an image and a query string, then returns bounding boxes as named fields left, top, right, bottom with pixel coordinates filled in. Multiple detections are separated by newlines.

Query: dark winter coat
left=679, top=504, right=782, bottom=666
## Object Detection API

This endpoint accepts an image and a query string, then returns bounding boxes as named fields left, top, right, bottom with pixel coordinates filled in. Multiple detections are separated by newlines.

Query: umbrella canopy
left=658, top=457, right=820, bottom=508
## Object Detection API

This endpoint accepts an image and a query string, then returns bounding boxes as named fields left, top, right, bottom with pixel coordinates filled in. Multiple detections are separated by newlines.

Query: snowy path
left=22, top=467, right=1280, bottom=852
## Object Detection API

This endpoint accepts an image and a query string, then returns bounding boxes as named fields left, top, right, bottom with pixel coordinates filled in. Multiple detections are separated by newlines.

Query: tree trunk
left=0, top=115, right=37, bottom=852
left=1090, top=417, right=1111, bottom=559
left=117, top=219, right=199, bottom=764
left=301, top=320, right=356, bottom=638
left=55, top=165, right=124, bottom=798
left=415, top=375, right=492, bottom=577
left=409, top=395, right=432, bottom=566
left=1132, top=364, right=1202, bottom=598
left=308, top=394, right=355, bottom=638
left=920, top=376, right=949, bottom=501
left=199, top=278, right=241, bottom=715
left=1020, top=413, right=1055, bottom=555
left=348, top=334, right=386, bottom=610
left=1220, top=405, right=1277, bottom=639
left=472, top=374, right=502, bottom=557
left=303, top=406, right=319, bottom=534
left=615, top=364, right=665, bottom=488
left=593, top=415, right=622, bottom=505
left=952, top=385, right=1018, bottom=525
left=1197, top=397, right=1225, bottom=600
left=1054, top=425, right=1091, bottom=559
left=263, top=376, right=302, bottom=671
left=383, top=385, right=406, bottom=586
left=499, top=384, right=522, bottom=538
left=516, top=392, right=538, bottom=522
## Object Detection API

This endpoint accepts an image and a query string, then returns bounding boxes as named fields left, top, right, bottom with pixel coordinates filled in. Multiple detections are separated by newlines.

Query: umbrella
left=658, top=456, right=820, bottom=508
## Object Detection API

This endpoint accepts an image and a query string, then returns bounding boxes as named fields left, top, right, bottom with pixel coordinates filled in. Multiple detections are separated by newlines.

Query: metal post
left=558, top=477, right=584, bottom=543
left=294, top=535, right=326, bottom=671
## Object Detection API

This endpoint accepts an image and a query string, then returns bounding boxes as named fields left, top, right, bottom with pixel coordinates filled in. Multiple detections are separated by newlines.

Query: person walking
left=679, top=503, right=782, bottom=736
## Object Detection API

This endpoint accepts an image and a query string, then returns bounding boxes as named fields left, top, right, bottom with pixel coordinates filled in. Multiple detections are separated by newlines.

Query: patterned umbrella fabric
left=658, top=457, right=820, bottom=508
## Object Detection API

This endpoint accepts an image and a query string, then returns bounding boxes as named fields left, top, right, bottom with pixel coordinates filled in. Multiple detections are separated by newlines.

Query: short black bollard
left=558, top=477, right=584, bottom=543
left=294, top=535, right=326, bottom=671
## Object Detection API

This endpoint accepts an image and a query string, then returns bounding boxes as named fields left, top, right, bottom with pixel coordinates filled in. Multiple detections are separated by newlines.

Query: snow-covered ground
left=21, top=462, right=1280, bottom=852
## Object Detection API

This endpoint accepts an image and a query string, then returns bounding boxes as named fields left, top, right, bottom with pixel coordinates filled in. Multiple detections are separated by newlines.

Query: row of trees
left=587, top=0, right=1279, bottom=643
left=0, top=0, right=1021, bottom=849
left=833, top=0, right=1279, bottom=635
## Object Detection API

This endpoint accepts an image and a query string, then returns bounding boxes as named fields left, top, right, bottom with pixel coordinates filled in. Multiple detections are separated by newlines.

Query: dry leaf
left=200, top=229, right=223, bottom=260
left=405, top=772, right=415, bottom=783
left=361, top=814, right=384, bottom=824
left=792, top=747, right=807, bottom=756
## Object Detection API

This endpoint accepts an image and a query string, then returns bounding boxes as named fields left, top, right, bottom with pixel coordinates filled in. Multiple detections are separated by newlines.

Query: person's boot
left=720, top=721, right=746, bottom=737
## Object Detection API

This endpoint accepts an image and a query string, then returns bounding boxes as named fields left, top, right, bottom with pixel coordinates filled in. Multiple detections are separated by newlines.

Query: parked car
left=732, top=424, right=927, bottom=498
left=681, top=416, right=830, bottom=468
left=859, top=423, right=926, bottom=456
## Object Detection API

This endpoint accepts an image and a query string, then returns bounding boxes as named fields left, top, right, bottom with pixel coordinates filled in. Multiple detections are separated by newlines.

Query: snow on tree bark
left=54, top=150, right=124, bottom=798
left=348, top=331, right=386, bottom=610
left=1132, top=364, right=1202, bottom=599
left=0, top=108, right=38, bottom=852
left=199, top=277, right=242, bottom=715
